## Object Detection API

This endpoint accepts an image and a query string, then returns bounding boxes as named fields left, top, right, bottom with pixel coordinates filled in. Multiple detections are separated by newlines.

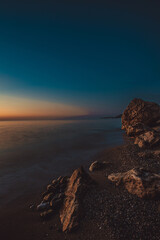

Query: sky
left=0, top=0, right=160, bottom=119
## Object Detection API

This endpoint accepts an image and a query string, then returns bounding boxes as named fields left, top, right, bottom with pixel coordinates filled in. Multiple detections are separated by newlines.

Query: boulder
left=89, top=160, right=111, bottom=172
left=122, top=98, right=160, bottom=130
left=134, top=129, right=160, bottom=148
left=108, top=168, right=160, bottom=199
left=60, top=166, right=93, bottom=232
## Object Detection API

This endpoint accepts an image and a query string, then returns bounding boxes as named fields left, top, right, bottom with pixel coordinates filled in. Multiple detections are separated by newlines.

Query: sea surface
left=0, top=119, right=124, bottom=204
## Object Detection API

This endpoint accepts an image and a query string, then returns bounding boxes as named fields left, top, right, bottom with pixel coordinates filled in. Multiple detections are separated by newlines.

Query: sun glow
left=0, top=95, right=88, bottom=119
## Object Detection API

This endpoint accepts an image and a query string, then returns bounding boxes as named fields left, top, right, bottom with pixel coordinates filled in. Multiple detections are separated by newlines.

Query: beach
left=1, top=141, right=160, bottom=240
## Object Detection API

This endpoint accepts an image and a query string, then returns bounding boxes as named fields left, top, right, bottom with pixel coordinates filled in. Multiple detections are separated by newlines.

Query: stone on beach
left=50, top=193, right=65, bottom=209
left=37, top=167, right=93, bottom=232
left=40, top=209, right=54, bottom=219
left=60, top=166, right=93, bottom=232
left=108, top=168, right=160, bottom=199
left=89, top=160, right=111, bottom=172
left=37, top=202, right=50, bottom=211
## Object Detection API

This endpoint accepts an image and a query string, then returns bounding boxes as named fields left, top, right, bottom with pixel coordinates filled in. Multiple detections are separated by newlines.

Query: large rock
left=108, top=168, right=160, bottom=199
left=60, top=166, right=93, bottom=232
left=134, top=129, right=160, bottom=148
left=36, top=167, right=93, bottom=232
left=122, top=98, right=160, bottom=130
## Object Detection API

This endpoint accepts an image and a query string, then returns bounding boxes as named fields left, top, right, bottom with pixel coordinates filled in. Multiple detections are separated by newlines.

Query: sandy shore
left=1, top=141, right=160, bottom=240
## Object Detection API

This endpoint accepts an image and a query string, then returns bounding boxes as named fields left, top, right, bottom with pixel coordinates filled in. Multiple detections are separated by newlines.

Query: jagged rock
left=122, top=98, right=160, bottom=130
left=42, top=176, right=68, bottom=198
left=60, top=166, right=93, bottom=232
left=43, top=193, right=54, bottom=202
left=37, top=175, right=68, bottom=216
left=108, top=168, right=160, bottom=199
left=125, top=123, right=149, bottom=137
left=89, top=161, right=111, bottom=172
left=50, top=193, right=65, bottom=210
left=37, top=202, right=50, bottom=211
left=134, top=129, right=160, bottom=148
left=40, top=209, right=54, bottom=219
left=37, top=168, right=92, bottom=232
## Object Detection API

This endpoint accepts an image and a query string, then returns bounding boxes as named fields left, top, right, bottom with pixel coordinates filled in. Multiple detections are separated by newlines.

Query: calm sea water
left=0, top=119, right=124, bottom=204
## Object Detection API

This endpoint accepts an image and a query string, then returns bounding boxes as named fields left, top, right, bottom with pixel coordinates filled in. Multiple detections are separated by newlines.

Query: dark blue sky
left=0, top=0, right=160, bottom=116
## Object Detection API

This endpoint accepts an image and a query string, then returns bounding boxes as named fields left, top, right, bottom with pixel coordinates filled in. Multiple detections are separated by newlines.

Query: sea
left=0, top=118, right=124, bottom=204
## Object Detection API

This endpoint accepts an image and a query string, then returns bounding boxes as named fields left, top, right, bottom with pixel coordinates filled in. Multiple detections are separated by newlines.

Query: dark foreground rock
left=60, top=166, right=93, bottom=232
left=121, top=98, right=160, bottom=130
left=108, top=168, right=160, bottom=199
left=36, top=167, right=93, bottom=232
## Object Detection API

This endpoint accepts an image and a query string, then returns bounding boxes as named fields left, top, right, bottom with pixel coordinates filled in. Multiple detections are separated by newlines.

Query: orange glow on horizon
left=0, top=95, right=88, bottom=119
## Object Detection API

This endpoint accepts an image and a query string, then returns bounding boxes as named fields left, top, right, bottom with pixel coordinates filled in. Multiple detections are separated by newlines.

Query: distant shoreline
left=101, top=114, right=122, bottom=119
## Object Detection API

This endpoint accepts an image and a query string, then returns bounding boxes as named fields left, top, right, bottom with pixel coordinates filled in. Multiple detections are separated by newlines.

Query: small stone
left=40, top=209, right=54, bottom=219
left=89, top=161, right=111, bottom=172
left=37, top=202, right=50, bottom=211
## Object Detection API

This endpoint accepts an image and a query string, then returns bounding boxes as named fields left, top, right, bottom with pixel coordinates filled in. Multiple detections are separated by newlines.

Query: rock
left=152, top=150, right=160, bottom=157
left=122, top=98, right=160, bottom=130
left=60, top=166, right=93, bottom=232
left=42, top=176, right=68, bottom=198
left=50, top=193, right=65, bottom=210
left=37, top=202, right=50, bottom=211
left=134, top=129, right=160, bottom=148
left=108, top=168, right=160, bottom=199
left=43, top=193, right=54, bottom=202
left=138, top=151, right=153, bottom=159
left=89, top=161, right=111, bottom=172
left=40, top=209, right=54, bottom=219
left=29, top=204, right=35, bottom=211
left=125, top=123, right=149, bottom=137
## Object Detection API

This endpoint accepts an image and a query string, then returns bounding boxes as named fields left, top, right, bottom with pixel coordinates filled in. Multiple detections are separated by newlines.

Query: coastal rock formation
left=125, top=123, right=149, bottom=137
left=89, top=160, right=111, bottom=172
left=60, top=166, right=93, bottom=232
left=122, top=98, right=160, bottom=130
left=37, top=167, right=93, bottom=232
left=134, top=129, right=160, bottom=148
left=108, top=168, right=160, bottom=199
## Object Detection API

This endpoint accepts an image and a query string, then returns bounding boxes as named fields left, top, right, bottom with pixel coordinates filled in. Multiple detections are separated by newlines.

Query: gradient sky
left=0, top=0, right=160, bottom=118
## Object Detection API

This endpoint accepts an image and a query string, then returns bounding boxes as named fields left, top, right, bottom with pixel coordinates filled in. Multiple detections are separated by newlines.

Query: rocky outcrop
left=125, top=123, right=149, bottom=137
left=89, top=161, right=111, bottom=172
left=122, top=98, right=160, bottom=131
left=60, top=167, right=93, bottom=232
left=36, top=167, right=93, bottom=232
left=134, top=129, right=160, bottom=148
left=108, top=168, right=160, bottom=199
left=121, top=99, right=160, bottom=149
